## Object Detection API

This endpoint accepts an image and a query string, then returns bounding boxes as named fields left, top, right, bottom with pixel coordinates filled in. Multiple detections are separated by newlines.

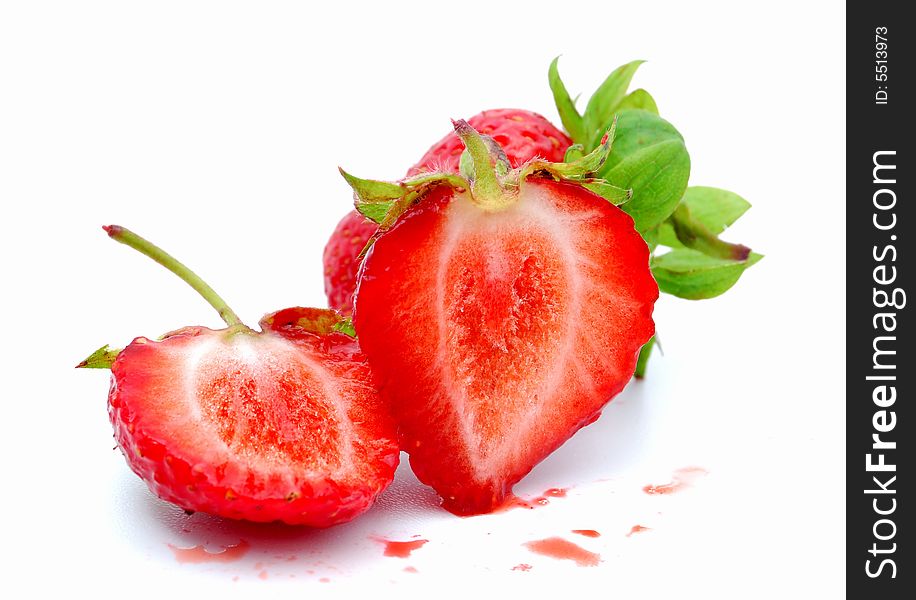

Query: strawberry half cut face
left=353, top=178, right=657, bottom=515
left=324, top=109, right=571, bottom=315
left=109, top=308, right=399, bottom=526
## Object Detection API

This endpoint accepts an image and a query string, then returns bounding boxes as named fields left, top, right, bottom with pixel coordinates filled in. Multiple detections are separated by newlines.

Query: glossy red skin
left=324, top=109, right=572, bottom=314
left=353, top=179, right=657, bottom=515
left=108, top=310, right=399, bottom=526
left=323, top=212, right=379, bottom=314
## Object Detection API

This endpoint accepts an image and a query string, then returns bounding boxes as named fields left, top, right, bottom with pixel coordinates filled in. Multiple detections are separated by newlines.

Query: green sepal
left=652, top=250, right=762, bottom=300
left=548, top=57, right=588, bottom=145
left=459, top=135, right=511, bottom=181
left=340, top=167, right=404, bottom=224
left=563, top=144, right=585, bottom=162
left=583, top=60, right=645, bottom=148
left=581, top=180, right=632, bottom=205
left=340, top=167, right=465, bottom=227
left=332, top=318, right=356, bottom=337
left=616, top=88, right=659, bottom=115
left=76, top=344, right=120, bottom=369
left=338, top=168, right=403, bottom=202
left=634, top=336, right=655, bottom=379
left=356, top=201, right=393, bottom=224
left=523, top=118, right=616, bottom=181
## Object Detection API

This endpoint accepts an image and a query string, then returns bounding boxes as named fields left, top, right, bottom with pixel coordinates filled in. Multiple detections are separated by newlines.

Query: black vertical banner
left=848, top=3, right=911, bottom=596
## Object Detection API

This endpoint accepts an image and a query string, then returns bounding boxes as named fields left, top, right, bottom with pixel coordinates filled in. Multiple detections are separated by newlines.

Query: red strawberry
left=80, top=226, right=398, bottom=526
left=347, top=122, right=656, bottom=515
left=324, top=109, right=572, bottom=313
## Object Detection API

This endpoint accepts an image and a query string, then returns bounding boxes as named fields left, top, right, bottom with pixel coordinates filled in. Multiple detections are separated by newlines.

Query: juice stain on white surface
left=571, top=529, right=601, bottom=538
left=487, top=486, right=570, bottom=513
left=523, top=537, right=601, bottom=567
left=642, top=467, right=708, bottom=495
left=626, top=525, right=651, bottom=537
left=372, top=537, right=429, bottom=558
left=169, top=540, right=250, bottom=563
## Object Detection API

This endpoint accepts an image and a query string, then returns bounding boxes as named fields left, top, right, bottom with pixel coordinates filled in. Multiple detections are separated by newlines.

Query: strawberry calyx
left=340, top=120, right=631, bottom=246
left=76, top=344, right=121, bottom=369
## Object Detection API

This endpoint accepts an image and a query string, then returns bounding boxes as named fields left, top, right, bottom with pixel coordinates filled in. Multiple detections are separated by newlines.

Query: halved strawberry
left=347, top=122, right=657, bottom=515
left=82, top=227, right=398, bottom=526
left=324, top=109, right=572, bottom=314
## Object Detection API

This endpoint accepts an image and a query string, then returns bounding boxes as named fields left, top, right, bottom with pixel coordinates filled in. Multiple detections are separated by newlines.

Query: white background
left=0, top=1, right=845, bottom=598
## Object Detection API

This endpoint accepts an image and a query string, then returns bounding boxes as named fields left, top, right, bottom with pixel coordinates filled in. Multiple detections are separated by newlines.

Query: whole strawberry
left=324, top=109, right=572, bottom=313
left=344, top=121, right=656, bottom=515
left=80, top=226, right=399, bottom=526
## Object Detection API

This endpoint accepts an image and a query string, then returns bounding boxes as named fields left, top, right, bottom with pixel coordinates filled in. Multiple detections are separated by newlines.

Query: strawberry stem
left=103, top=225, right=245, bottom=328
left=452, top=120, right=513, bottom=211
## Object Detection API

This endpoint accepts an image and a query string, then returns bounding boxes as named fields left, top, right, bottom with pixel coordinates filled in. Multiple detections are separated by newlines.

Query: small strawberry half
left=345, top=121, right=657, bottom=515
left=80, top=226, right=398, bottom=526
left=323, top=109, right=572, bottom=314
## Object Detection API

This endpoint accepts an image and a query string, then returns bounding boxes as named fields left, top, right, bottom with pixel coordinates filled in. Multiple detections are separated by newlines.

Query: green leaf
left=583, top=60, right=645, bottom=147
left=641, top=225, right=660, bottom=252
left=634, top=336, right=655, bottom=379
left=76, top=344, right=120, bottom=369
left=652, top=249, right=762, bottom=300
left=658, top=186, right=751, bottom=248
left=616, top=88, right=659, bottom=115
left=548, top=57, right=588, bottom=145
left=599, top=110, right=690, bottom=232
left=680, top=186, right=751, bottom=233
left=659, top=202, right=751, bottom=260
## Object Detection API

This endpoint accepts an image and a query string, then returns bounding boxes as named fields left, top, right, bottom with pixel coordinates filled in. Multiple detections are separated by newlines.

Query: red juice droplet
left=626, top=525, right=651, bottom=537
left=319, top=577, right=330, bottom=583
left=512, top=563, right=533, bottom=571
left=258, top=570, right=268, bottom=580
left=490, top=487, right=571, bottom=513
left=571, top=529, right=601, bottom=538
left=523, top=537, right=600, bottom=567
left=643, top=467, right=708, bottom=495
left=374, top=537, right=429, bottom=558
left=169, top=540, right=250, bottom=564
left=403, top=566, right=418, bottom=573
